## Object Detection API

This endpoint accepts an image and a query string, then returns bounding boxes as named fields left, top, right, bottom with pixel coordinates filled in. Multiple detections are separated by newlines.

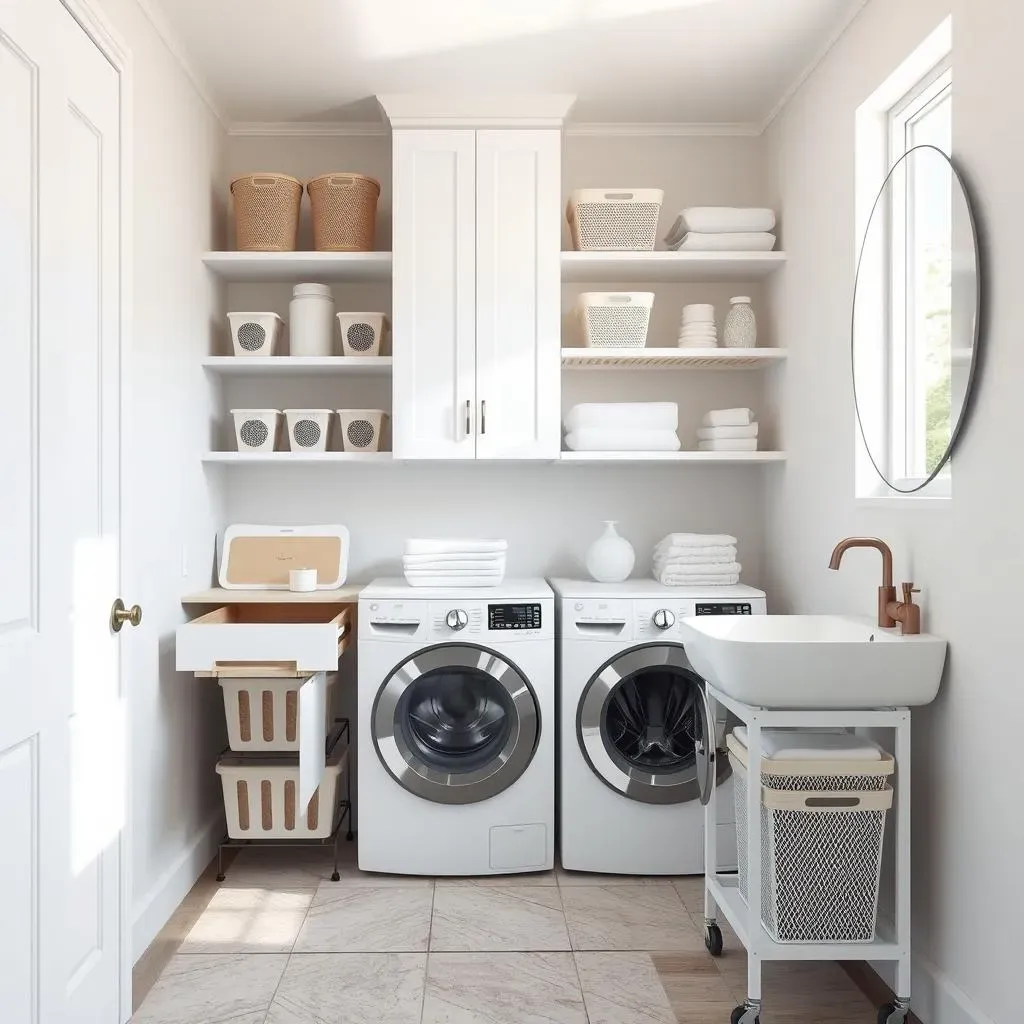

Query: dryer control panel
left=361, top=598, right=553, bottom=643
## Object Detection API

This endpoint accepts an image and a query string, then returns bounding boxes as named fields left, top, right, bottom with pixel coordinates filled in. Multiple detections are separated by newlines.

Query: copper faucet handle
left=901, top=582, right=921, bottom=604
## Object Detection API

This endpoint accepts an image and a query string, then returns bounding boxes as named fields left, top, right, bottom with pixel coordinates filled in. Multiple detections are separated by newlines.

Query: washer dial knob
left=652, top=608, right=676, bottom=630
left=446, top=608, right=469, bottom=631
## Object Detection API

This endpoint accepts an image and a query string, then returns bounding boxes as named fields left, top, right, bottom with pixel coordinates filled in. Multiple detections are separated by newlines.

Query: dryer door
left=372, top=643, right=540, bottom=805
left=578, top=643, right=715, bottom=805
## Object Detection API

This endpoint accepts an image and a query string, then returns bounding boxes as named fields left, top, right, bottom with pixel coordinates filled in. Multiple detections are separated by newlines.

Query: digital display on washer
left=695, top=603, right=752, bottom=616
left=488, top=603, right=542, bottom=630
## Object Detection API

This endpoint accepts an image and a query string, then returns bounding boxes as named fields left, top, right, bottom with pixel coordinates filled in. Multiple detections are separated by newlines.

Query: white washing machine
left=551, top=578, right=767, bottom=876
left=358, top=578, right=555, bottom=876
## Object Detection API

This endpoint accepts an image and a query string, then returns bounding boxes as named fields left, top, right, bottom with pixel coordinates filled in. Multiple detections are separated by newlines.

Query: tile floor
left=132, top=843, right=879, bottom=1023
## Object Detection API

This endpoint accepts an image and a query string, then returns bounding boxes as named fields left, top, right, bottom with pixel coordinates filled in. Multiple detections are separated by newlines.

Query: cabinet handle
left=465, top=399, right=471, bottom=437
left=481, top=400, right=486, bottom=435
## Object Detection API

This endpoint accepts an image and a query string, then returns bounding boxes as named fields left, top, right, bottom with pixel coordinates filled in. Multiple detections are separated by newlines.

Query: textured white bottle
left=723, top=296, right=757, bottom=348
left=289, top=283, right=335, bottom=356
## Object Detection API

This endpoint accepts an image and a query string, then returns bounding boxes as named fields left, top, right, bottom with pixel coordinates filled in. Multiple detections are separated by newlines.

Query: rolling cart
left=701, top=683, right=912, bottom=1024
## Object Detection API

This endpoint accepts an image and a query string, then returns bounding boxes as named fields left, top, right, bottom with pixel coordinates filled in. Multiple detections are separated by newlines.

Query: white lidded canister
left=289, top=283, right=335, bottom=356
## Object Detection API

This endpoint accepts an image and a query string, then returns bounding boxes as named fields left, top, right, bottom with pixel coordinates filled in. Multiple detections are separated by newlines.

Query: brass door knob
left=110, top=598, right=142, bottom=632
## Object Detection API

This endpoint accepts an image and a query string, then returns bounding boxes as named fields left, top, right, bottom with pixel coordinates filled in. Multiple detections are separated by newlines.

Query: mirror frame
left=851, top=143, right=983, bottom=494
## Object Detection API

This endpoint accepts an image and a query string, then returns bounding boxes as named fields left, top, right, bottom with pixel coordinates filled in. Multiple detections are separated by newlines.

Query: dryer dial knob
left=446, top=609, right=469, bottom=631
left=652, top=608, right=676, bottom=630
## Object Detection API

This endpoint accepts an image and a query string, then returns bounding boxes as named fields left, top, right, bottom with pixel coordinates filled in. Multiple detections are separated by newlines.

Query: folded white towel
left=702, top=408, right=753, bottom=428
left=654, top=546, right=737, bottom=563
left=732, top=727, right=883, bottom=761
left=664, top=208, right=776, bottom=243
left=565, top=429, right=681, bottom=452
left=404, top=574, right=505, bottom=588
left=656, top=533, right=738, bottom=549
left=696, top=423, right=759, bottom=440
left=565, top=402, right=678, bottom=432
left=655, top=561, right=742, bottom=576
left=699, top=439, right=758, bottom=452
left=403, top=558, right=506, bottom=572
left=404, top=567, right=505, bottom=578
left=403, top=551, right=506, bottom=566
left=656, top=571, right=741, bottom=587
left=405, top=539, right=508, bottom=555
left=670, top=232, right=776, bottom=253
left=654, top=553, right=738, bottom=569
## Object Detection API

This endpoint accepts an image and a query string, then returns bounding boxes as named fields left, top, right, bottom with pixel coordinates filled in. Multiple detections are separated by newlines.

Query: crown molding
left=758, top=0, right=870, bottom=134
left=227, top=121, right=389, bottom=138
left=133, top=0, right=225, bottom=125
left=377, top=93, right=577, bottom=129
left=565, top=121, right=761, bottom=137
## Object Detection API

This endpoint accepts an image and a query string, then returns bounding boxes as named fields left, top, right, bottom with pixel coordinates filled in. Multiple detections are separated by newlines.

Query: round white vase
left=585, top=521, right=635, bottom=583
left=723, top=296, right=757, bottom=348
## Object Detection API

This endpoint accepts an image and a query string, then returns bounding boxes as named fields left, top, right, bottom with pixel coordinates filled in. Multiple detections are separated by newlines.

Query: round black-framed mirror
left=852, top=143, right=981, bottom=493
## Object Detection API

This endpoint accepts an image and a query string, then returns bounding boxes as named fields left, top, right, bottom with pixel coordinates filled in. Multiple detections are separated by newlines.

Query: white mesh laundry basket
left=337, top=312, right=390, bottom=357
left=336, top=409, right=388, bottom=452
left=228, top=312, right=283, bottom=356
left=232, top=409, right=282, bottom=453
left=576, top=292, right=654, bottom=348
left=285, top=409, right=332, bottom=452
left=220, top=673, right=338, bottom=752
left=567, top=188, right=664, bottom=250
left=217, top=738, right=347, bottom=839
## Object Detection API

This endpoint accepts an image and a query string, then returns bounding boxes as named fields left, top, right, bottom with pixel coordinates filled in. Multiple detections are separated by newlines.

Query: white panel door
left=0, top=1, right=124, bottom=1021
left=474, top=130, right=562, bottom=460
left=391, top=129, right=477, bottom=459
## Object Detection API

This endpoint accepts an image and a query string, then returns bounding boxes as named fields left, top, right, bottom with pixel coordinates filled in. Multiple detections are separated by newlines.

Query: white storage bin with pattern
left=336, top=409, right=388, bottom=452
left=285, top=409, right=332, bottom=452
left=575, top=292, right=654, bottom=348
left=567, top=188, right=664, bottom=250
left=336, top=312, right=390, bottom=357
left=228, top=312, right=283, bottom=356
left=217, top=735, right=348, bottom=839
left=220, top=672, right=339, bottom=752
left=232, top=409, right=282, bottom=453
left=727, top=730, right=894, bottom=943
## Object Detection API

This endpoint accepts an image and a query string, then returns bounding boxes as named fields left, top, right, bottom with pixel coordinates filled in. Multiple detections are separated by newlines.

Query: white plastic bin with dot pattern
left=232, top=409, right=282, bottom=453
left=337, top=312, right=389, bottom=357
left=336, top=409, right=388, bottom=452
left=576, top=292, right=654, bottom=348
left=285, top=409, right=332, bottom=452
left=228, top=312, right=283, bottom=356
left=567, top=188, right=664, bottom=250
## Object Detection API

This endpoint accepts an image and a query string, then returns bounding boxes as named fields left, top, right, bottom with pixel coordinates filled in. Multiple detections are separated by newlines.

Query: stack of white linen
left=697, top=408, right=758, bottom=452
left=564, top=403, right=680, bottom=452
left=652, top=533, right=741, bottom=586
left=403, top=539, right=507, bottom=588
left=663, top=207, right=777, bottom=253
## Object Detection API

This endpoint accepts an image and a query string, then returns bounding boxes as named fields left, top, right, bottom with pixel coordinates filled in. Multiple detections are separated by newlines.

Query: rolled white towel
left=696, top=423, right=759, bottom=440
left=565, top=402, right=678, bottom=433
left=656, top=533, right=737, bottom=550
left=405, top=539, right=508, bottom=555
left=656, top=570, right=741, bottom=587
left=702, top=408, right=753, bottom=428
left=698, top=439, right=758, bottom=452
left=670, top=232, right=776, bottom=252
left=664, top=208, right=777, bottom=243
left=565, top=428, right=681, bottom=452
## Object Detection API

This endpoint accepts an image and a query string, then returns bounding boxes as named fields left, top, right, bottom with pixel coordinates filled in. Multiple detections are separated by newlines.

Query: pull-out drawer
left=176, top=604, right=350, bottom=675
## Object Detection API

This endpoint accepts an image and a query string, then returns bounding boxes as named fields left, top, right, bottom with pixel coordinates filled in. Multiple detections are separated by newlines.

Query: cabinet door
left=474, top=130, right=562, bottom=460
left=392, top=130, right=477, bottom=459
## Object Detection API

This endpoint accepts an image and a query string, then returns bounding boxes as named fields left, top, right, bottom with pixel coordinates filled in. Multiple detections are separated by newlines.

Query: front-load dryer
left=550, top=578, right=766, bottom=876
left=358, top=578, right=555, bottom=876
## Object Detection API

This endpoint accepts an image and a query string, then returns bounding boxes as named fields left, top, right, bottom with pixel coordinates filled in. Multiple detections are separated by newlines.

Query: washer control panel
left=695, top=603, right=753, bottom=616
left=489, top=603, right=542, bottom=631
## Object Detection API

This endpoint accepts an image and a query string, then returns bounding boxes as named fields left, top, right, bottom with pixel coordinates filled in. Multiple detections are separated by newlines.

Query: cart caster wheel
left=215, top=873, right=225, bottom=882
left=704, top=923, right=723, bottom=957
left=878, top=1002, right=909, bottom=1024
left=730, top=1005, right=760, bottom=1024
left=330, top=871, right=341, bottom=882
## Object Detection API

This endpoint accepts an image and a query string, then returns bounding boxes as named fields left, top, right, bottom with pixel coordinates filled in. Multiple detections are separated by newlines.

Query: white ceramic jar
left=585, top=521, right=636, bottom=583
left=289, top=283, right=335, bottom=356
left=723, top=296, right=757, bottom=348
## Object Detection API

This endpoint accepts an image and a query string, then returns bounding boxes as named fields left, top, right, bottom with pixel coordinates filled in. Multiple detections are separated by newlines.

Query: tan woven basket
left=307, top=173, right=380, bottom=252
left=230, top=173, right=302, bottom=252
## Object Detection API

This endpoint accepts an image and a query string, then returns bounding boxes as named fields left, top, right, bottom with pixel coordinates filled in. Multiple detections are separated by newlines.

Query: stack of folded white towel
left=663, top=207, right=777, bottom=253
left=564, top=403, right=680, bottom=452
left=403, top=539, right=507, bottom=588
left=653, top=533, right=741, bottom=586
left=697, top=408, right=759, bottom=452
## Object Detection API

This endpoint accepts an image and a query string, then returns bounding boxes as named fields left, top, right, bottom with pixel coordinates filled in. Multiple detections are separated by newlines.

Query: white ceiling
left=149, top=0, right=862, bottom=128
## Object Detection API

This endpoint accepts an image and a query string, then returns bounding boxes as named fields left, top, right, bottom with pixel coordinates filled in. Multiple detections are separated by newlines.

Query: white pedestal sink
left=678, top=614, right=947, bottom=708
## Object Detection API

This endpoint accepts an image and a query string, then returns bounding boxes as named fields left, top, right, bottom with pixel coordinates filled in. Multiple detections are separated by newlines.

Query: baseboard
left=131, top=813, right=224, bottom=962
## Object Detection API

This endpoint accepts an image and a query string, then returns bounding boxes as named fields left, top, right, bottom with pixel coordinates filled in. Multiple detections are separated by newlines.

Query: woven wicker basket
left=307, top=173, right=380, bottom=252
left=230, top=173, right=302, bottom=252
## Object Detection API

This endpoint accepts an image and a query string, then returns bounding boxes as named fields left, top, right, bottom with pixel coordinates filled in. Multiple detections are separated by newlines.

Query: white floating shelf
left=561, top=250, right=786, bottom=283
left=562, top=347, right=786, bottom=370
left=559, top=451, right=786, bottom=465
left=202, top=356, right=393, bottom=376
left=203, top=452, right=393, bottom=465
left=202, top=251, right=392, bottom=282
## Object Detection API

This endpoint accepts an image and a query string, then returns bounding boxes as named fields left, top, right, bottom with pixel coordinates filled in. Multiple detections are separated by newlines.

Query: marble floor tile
left=264, top=953, right=426, bottom=1024
left=131, top=953, right=287, bottom=1024
left=178, top=886, right=314, bottom=954
left=421, top=952, right=587, bottom=1023
left=556, top=866, right=677, bottom=887
left=436, top=869, right=557, bottom=887
left=574, top=952, right=676, bottom=1024
left=293, top=884, right=434, bottom=952
left=650, top=951, right=738, bottom=1024
left=672, top=874, right=710, bottom=916
left=560, top=884, right=703, bottom=951
left=430, top=886, right=571, bottom=951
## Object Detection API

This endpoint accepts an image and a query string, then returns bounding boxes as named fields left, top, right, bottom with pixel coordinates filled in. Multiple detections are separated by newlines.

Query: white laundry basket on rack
left=728, top=730, right=894, bottom=943
left=567, top=188, right=664, bottom=250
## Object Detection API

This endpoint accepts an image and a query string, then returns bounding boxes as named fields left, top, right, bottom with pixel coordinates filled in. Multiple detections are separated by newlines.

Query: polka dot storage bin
left=227, top=312, right=283, bottom=357
left=336, top=409, right=388, bottom=452
left=575, top=292, right=654, bottom=348
left=284, top=409, right=332, bottom=452
left=232, top=409, right=282, bottom=453
left=336, top=312, right=390, bottom=357
left=567, top=188, right=664, bottom=250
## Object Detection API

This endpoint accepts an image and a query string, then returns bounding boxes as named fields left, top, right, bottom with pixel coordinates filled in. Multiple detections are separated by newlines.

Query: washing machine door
left=578, top=643, right=715, bottom=806
left=372, top=643, right=540, bottom=805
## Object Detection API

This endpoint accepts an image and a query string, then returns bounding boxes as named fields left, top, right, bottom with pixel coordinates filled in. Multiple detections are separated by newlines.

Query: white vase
left=723, top=296, right=757, bottom=348
left=585, top=521, right=635, bottom=583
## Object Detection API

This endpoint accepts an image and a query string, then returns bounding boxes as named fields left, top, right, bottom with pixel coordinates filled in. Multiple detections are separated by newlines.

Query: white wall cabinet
left=391, top=127, right=561, bottom=460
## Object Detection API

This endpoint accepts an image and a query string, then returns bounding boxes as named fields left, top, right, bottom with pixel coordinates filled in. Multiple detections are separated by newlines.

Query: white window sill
left=856, top=493, right=950, bottom=510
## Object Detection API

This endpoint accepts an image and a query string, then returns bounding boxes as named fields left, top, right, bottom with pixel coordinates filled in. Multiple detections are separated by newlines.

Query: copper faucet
left=828, top=537, right=922, bottom=634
